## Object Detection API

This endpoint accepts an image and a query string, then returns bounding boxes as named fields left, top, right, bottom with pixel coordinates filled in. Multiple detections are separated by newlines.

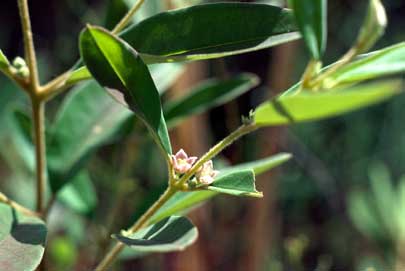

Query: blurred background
left=0, top=0, right=404, bottom=270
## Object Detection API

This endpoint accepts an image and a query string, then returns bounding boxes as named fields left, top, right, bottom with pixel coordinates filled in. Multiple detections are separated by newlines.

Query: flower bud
left=196, top=160, right=219, bottom=186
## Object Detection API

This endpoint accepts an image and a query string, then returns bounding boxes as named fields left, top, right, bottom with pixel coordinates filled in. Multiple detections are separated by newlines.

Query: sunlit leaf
left=355, top=0, right=387, bottom=54
left=121, top=3, right=300, bottom=63
left=66, top=63, right=184, bottom=94
left=0, top=203, right=47, bottom=271
left=323, top=43, right=405, bottom=88
left=114, top=216, right=197, bottom=253
left=149, top=153, right=291, bottom=224
left=207, top=169, right=262, bottom=197
left=80, top=26, right=172, bottom=154
left=254, top=81, right=402, bottom=126
left=0, top=50, right=9, bottom=69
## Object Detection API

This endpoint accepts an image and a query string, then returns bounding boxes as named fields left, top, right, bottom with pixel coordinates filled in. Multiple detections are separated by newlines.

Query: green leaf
left=164, top=73, right=259, bottom=127
left=0, top=203, right=47, bottom=270
left=288, top=0, right=327, bottom=59
left=0, top=50, right=10, bottom=69
left=0, top=108, right=35, bottom=174
left=114, top=216, right=197, bottom=253
left=369, top=162, right=397, bottom=237
left=208, top=169, right=262, bottom=197
left=47, top=81, right=132, bottom=192
left=57, top=171, right=97, bottom=214
left=283, top=43, right=405, bottom=94
left=324, top=42, right=405, bottom=88
left=121, top=3, right=300, bottom=63
left=254, top=81, right=402, bottom=126
left=80, top=26, right=172, bottom=154
left=355, top=0, right=387, bottom=54
left=348, top=191, right=382, bottom=239
left=219, top=153, right=292, bottom=176
left=104, top=0, right=129, bottom=30
left=149, top=153, right=291, bottom=224
left=66, top=63, right=184, bottom=94
left=397, top=176, right=405, bottom=237
left=65, top=67, right=91, bottom=86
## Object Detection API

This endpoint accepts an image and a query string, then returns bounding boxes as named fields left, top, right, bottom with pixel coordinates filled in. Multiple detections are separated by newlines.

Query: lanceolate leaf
left=47, top=81, right=132, bottom=192
left=149, top=153, right=291, bottom=224
left=254, top=81, right=402, bottom=126
left=114, top=216, right=197, bottom=253
left=348, top=191, right=382, bottom=239
left=121, top=3, right=300, bottom=63
left=65, top=67, right=91, bottom=86
left=288, top=0, right=327, bottom=59
left=164, top=74, right=259, bottom=127
left=57, top=170, right=98, bottom=214
left=355, top=0, right=387, bottom=54
left=80, top=26, right=172, bottom=154
left=66, top=63, right=184, bottom=94
left=0, top=203, right=47, bottom=270
left=324, top=42, right=405, bottom=87
left=219, top=153, right=292, bottom=176
left=283, top=43, right=405, bottom=95
left=0, top=50, right=9, bottom=69
left=207, top=169, right=262, bottom=197
left=0, top=108, right=35, bottom=174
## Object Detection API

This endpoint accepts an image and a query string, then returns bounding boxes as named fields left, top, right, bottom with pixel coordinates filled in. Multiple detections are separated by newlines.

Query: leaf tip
left=280, top=152, right=293, bottom=162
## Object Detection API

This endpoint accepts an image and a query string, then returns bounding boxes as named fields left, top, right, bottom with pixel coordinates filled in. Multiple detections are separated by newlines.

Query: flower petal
left=187, top=156, right=197, bottom=165
left=175, top=149, right=188, bottom=159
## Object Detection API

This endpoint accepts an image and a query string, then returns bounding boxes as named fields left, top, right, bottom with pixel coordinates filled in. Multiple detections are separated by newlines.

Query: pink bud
left=196, top=160, right=219, bottom=186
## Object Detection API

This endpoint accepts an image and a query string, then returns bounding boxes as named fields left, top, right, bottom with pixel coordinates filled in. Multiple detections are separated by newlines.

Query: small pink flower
left=171, top=149, right=197, bottom=174
left=196, top=160, right=219, bottom=186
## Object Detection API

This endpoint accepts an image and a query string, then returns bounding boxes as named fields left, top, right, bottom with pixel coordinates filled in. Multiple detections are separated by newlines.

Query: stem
left=17, top=0, right=40, bottom=89
left=95, top=123, right=258, bottom=269
left=38, top=71, right=71, bottom=100
left=0, top=66, right=30, bottom=91
left=177, top=123, right=258, bottom=187
left=301, top=59, right=321, bottom=90
left=95, top=186, right=176, bottom=271
left=32, top=99, right=47, bottom=214
left=112, top=0, right=146, bottom=34
left=38, top=0, right=147, bottom=100
left=309, top=48, right=357, bottom=89
left=0, top=192, right=39, bottom=217
left=43, top=194, right=56, bottom=220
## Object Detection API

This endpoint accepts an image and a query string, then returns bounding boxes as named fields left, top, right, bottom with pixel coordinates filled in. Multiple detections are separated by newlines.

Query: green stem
left=94, top=186, right=176, bottom=271
left=43, top=194, right=56, bottom=220
left=177, top=123, right=258, bottom=188
left=309, top=48, right=358, bottom=89
left=95, top=123, right=258, bottom=270
left=17, top=0, right=40, bottom=89
left=0, top=191, right=39, bottom=217
left=112, top=0, right=146, bottom=34
left=38, top=0, right=147, bottom=100
left=32, top=99, right=47, bottom=214
left=301, top=59, right=322, bottom=91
